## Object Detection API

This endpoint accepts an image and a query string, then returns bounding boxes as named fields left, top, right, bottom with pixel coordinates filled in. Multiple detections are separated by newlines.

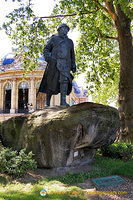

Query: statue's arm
left=43, top=37, right=54, bottom=62
left=71, top=41, right=76, bottom=73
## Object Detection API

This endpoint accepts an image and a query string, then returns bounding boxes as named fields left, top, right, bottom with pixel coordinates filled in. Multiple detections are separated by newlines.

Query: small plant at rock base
left=0, top=147, right=37, bottom=177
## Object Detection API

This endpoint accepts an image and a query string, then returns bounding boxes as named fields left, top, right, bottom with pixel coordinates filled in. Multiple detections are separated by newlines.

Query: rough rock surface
left=0, top=102, right=120, bottom=168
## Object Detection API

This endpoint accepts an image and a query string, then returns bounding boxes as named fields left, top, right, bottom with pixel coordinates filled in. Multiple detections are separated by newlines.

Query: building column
left=10, top=78, right=16, bottom=113
left=66, top=94, right=70, bottom=106
left=29, top=77, right=36, bottom=111
left=15, top=84, right=18, bottom=113
left=1, top=82, right=4, bottom=112
left=51, top=95, right=54, bottom=106
left=0, top=81, right=2, bottom=112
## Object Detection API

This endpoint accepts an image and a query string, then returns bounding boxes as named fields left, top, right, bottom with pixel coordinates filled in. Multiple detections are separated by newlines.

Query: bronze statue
left=37, top=24, right=76, bottom=106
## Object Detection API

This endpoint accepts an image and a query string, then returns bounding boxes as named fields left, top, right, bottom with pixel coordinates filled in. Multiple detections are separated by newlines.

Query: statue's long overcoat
left=37, top=35, right=76, bottom=95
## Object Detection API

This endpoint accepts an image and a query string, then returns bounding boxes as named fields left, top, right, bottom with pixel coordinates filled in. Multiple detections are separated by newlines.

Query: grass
left=0, top=179, right=87, bottom=200
left=89, top=155, right=133, bottom=178
left=0, top=155, right=133, bottom=200
left=48, top=171, right=89, bottom=184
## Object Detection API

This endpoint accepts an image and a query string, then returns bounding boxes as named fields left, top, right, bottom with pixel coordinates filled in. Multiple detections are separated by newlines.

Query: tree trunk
left=116, top=5, right=133, bottom=142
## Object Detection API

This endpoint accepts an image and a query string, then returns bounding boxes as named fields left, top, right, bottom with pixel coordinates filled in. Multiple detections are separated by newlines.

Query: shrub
left=100, top=142, right=133, bottom=161
left=0, top=147, right=37, bottom=177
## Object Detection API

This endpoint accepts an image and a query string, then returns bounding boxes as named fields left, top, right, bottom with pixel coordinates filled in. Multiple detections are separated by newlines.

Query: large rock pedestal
left=0, top=102, right=120, bottom=168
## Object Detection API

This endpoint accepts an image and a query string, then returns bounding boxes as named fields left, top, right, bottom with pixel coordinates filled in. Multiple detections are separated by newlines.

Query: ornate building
left=0, top=53, right=88, bottom=121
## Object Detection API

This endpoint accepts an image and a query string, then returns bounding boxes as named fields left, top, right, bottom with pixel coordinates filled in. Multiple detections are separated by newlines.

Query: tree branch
left=40, top=13, right=77, bottom=19
left=105, top=0, right=117, bottom=21
left=39, top=9, right=100, bottom=19
left=98, top=28, right=118, bottom=41
left=93, top=0, right=109, bottom=14
left=104, top=36, right=118, bottom=40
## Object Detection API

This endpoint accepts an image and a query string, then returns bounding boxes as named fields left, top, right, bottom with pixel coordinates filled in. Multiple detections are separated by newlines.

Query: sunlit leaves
left=2, top=2, right=49, bottom=71
left=2, top=0, right=132, bottom=105
left=114, top=0, right=133, bottom=19
left=54, top=0, right=122, bottom=105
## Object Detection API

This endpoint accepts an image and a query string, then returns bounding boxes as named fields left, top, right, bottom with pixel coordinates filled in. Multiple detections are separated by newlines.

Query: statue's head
left=57, top=24, right=70, bottom=36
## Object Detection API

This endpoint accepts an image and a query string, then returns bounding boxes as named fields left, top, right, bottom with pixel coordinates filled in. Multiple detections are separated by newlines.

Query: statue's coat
left=38, top=35, right=76, bottom=95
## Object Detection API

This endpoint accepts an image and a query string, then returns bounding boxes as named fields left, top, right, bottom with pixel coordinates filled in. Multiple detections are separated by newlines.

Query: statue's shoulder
left=48, top=35, right=60, bottom=44
left=50, top=34, right=58, bottom=40
left=47, top=34, right=57, bottom=42
left=67, top=38, right=74, bottom=46
left=68, top=38, right=73, bottom=43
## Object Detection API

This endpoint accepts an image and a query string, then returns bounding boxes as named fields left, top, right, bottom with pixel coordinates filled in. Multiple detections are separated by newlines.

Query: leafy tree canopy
left=51, top=0, right=132, bottom=105
left=1, top=0, right=133, bottom=105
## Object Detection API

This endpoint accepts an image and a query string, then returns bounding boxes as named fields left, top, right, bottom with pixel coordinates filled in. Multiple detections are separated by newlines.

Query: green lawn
left=0, top=179, right=87, bottom=200
left=88, top=155, right=133, bottom=178
left=0, top=155, right=133, bottom=200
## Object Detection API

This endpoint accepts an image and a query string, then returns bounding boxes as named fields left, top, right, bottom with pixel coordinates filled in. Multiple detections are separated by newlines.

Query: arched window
left=36, top=82, right=46, bottom=109
left=4, top=82, right=12, bottom=113
left=5, top=82, right=12, bottom=90
left=18, top=81, right=29, bottom=113
left=19, top=81, right=29, bottom=89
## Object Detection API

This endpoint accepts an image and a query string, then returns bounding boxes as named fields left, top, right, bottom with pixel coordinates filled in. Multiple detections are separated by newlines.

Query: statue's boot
left=46, top=94, right=52, bottom=107
left=60, top=83, right=69, bottom=106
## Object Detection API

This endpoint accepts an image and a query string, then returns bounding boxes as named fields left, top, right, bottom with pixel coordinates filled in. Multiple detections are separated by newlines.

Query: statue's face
left=58, top=26, right=69, bottom=36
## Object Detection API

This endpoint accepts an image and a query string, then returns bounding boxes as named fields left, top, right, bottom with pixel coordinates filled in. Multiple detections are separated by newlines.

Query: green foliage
left=52, top=0, right=122, bottom=104
left=53, top=0, right=132, bottom=104
left=0, top=155, right=133, bottom=199
left=0, top=147, right=37, bottom=177
left=0, top=179, right=85, bottom=200
left=91, top=75, right=119, bottom=106
left=2, top=1, right=50, bottom=71
left=114, top=0, right=133, bottom=19
left=2, top=0, right=133, bottom=104
left=89, top=155, right=133, bottom=178
left=50, top=155, right=133, bottom=182
left=49, top=171, right=89, bottom=184
left=100, top=142, right=133, bottom=161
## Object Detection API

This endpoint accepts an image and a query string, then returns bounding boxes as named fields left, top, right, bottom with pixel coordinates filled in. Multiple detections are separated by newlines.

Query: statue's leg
left=46, top=93, right=52, bottom=107
left=60, top=75, right=69, bottom=106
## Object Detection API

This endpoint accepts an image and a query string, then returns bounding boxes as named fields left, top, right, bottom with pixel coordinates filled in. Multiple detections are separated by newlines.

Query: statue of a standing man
left=37, top=24, right=76, bottom=106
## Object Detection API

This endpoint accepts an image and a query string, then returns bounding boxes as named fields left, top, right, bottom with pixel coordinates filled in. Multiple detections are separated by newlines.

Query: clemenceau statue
left=37, top=24, right=76, bottom=106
